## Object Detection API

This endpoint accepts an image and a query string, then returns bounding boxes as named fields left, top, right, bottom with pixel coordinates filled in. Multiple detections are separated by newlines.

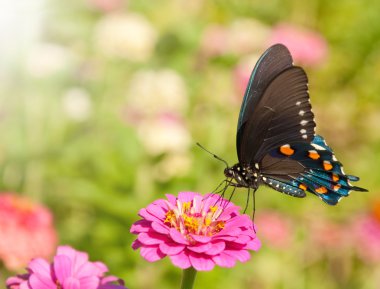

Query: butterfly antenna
left=196, top=142, right=229, bottom=168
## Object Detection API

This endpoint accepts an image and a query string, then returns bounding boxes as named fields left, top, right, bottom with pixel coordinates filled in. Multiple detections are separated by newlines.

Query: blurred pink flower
left=352, top=201, right=380, bottom=264
left=87, top=0, right=124, bottom=12
left=233, top=54, right=260, bottom=98
left=200, top=25, right=229, bottom=57
left=0, top=193, right=57, bottom=271
left=131, top=192, right=261, bottom=271
left=255, top=211, right=292, bottom=249
left=309, top=219, right=349, bottom=251
left=268, top=23, right=328, bottom=66
left=6, top=245, right=127, bottom=289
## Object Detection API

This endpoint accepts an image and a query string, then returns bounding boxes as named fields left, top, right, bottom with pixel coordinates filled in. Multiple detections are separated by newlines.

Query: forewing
left=237, top=44, right=293, bottom=158
left=238, top=66, right=316, bottom=164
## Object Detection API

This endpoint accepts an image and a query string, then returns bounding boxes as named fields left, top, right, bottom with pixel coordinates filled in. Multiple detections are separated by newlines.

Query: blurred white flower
left=137, top=113, right=191, bottom=156
left=153, top=153, right=192, bottom=181
left=26, top=43, right=74, bottom=78
left=228, top=18, right=271, bottom=55
left=62, top=87, right=92, bottom=121
left=201, top=19, right=270, bottom=57
left=0, top=0, right=45, bottom=70
left=94, top=13, right=157, bottom=61
left=126, top=69, right=188, bottom=117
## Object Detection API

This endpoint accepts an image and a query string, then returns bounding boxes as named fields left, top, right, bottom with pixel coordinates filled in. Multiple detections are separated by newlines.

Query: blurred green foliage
left=1, top=0, right=379, bottom=288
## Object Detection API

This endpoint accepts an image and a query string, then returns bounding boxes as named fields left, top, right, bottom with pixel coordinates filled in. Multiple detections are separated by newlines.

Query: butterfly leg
left=243, top=187, right=251, bottom=213
left=252, top=188, right=257, bottom=226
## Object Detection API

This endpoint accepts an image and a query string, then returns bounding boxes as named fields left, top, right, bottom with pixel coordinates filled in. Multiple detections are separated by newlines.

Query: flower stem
left=180, top=267, right=197, bottom=289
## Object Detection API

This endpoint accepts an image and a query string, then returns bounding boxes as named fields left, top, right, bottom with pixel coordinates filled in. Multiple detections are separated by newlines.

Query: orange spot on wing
left=333, top=184, right=341, bottom=191
left=316, top=186, right=328, bottom=194
left=299, top=184, right=307, bottom=191
left=280, top=145, right=294, bottom=156
left=308, top=150, right=320, bottom=160
left=323, top=161, right=333, bottom=171
left=332, top=174, right=339, bottom=182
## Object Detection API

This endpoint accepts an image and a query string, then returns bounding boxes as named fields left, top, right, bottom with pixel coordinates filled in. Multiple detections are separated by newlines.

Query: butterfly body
left=224, top=163, right=260, bottom=189
left=225, top=44, right=367, bottom=205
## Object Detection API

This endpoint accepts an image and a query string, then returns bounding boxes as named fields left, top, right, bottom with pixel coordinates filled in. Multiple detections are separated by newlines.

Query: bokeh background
left=1, top=0, right=380, bottom=288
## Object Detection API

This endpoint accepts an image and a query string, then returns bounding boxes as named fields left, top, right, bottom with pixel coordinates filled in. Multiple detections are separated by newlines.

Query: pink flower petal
left=225, top=215, right=252, bottom=229
left=169, top=251, right=191, bottom=269
left=165, top=194, right=177, bottom=205
left=6, top=275, right=29, bottom=288
left=57, top=246, right=89, bottom=274
left=20, top=282, right=30, bottom=289
left=187, top=242, right=211, bottom=253
left=205, top=241, right=225, bottom=255
left=217, top=205, right=241, bottom=220
left=216, top=226, right=241, bottom=236
left=131, top=240, right=142, bottom=250
left=76, top=261, right=102, bottom=279
left=190, top=234, right=211, bottom=243
left=151, top=199, right=169, bottom=209
left=188, top=252, right=215, bottom=271
left=233, top=235, right=252, bottom=244
left=100, top=276, right=119, bottom=285
left=130, top=220, right=151, bottom=233
left=93, top=261, right=108, bottom=275
left=169, top=228, right=189, bottom=245
left=146, top=203, right=166, bottom=220
left=54, top=255, right=73, bottom=283
left=212, top=252, right=236, bottom=268
left=28, top=258, right=51, bottom=276
left=138, top=208, right=161, bottom=222
left=138, top=232, right=169, bottom=245
left=63, top=276, right=81, bottom=289
left=177, top=192, right=197, bottom=203
left=159, top=242, right=185, bottom=255
left=151, top=221, right=170, bottom=234
left=79, top=275, right=100, bottom=289
left=140, top=246, right=165, bottom=262
left=29, top=273, right=56, bottom=289
left=224, top=249, right=251, bottom=262
left=245, top=238, right=261, bottom=251
left=213, top=235, right=237, bottom=241
left=137, top=232, right=167, bottom=245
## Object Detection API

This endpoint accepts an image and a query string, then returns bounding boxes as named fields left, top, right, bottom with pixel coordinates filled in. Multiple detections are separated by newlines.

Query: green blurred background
left=1, top=0, right=380, bottom=288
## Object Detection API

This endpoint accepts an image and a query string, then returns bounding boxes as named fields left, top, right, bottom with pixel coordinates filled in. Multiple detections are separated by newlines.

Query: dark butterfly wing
left=260, top=135, right=367, bottom=205
left=238, top=66, right=316, bottom=165
left=237, top=44, right=293, bottom=160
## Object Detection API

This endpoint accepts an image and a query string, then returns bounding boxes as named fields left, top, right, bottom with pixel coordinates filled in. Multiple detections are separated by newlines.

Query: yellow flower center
left=164, top=199, right=225, bottom=241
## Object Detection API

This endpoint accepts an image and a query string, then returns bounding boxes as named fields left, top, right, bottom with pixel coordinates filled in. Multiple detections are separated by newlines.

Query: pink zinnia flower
left=268, top=23, right=328, bottom=66
left=6, top=245, right=127, bottom=289
left=131, top=192, right=261, bottom=271
left=0, top=193, right=57, bottom=271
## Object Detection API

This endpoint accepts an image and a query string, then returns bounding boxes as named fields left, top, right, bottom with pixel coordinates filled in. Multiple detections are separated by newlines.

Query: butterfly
left=222, top=43, right=367, bottom=205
